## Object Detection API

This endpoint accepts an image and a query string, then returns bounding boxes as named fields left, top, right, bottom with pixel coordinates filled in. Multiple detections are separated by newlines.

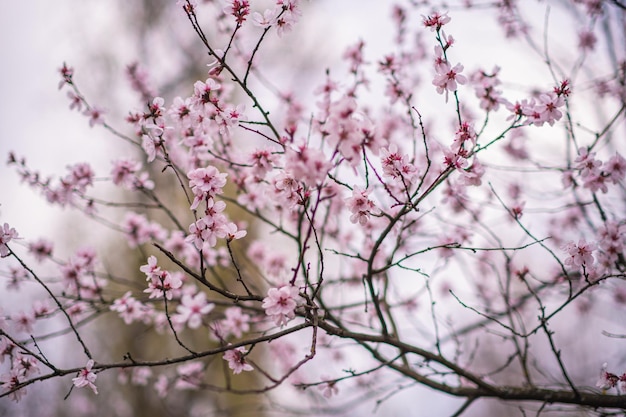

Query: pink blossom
left=285, top=145, right=331, bottom=186
left=72, top=359, right=98, bottom=394
left=67, top=91, right=82, bottom=111
left=6, top=266, right=27, bottom=291
left=131, top=367, right=152, bottom=386
left=223, top=222, right=247, bottom=241
left=534, top=92, right=564, bottom=126
left=264, top=252, right=288, bottom=276
left=471, top=67, right=503, bottom=111
left=0, top=338, right=15, bottom=363
left=27, top=238, right=53, bottom=262
left=168, top=96, right=193, bottom=123
left=422, top=11, right=451, bottom=31
left=443, top=148, right=468, bottom=170
left=620, top=374, right=626, bottom=393
left=1, top=368, right=26, bottom=402
left=225, top=0, right=250, bottom=25
left=272, top=172, right=302, bottom=208
left=596, top=363, right=619, bottom=390
left=14, top=353, right=40, bottom=378
left=174, top=292, right=214, bottom=329
left=510, top=201, right=526, bottom=219
left=223, top=346, right=254, bottom=374
left=433, top=63, right=467, bottom=95
left=122, top=213, right=165, bottom=247
left=562, top=239, right=597, bottom=269
left=578, top=29, right=597, bottom=51
left=574, top=147, right=602, bottom=177
left=380, top=145, right=419, bottom=183
left=140, top=255, right=160, bottom=276
left=216, top=104, right=246, bottom=134
left=186, top=218, right=208, bottom=249
left=32, top=300, right=51, bottom=318
left=193, top=78, right=221, bottom=107
left=433, top=45, right=448, bottom=74
left=248, top=149, right=278, bottom=177
left=84, top=107, right=105, bottom=127
left=275, top=0, right=301, bottom=36
left=185, top=213, right=229, bottom=248
left=459, top=158, right=485, bottom=186
left=126, top=62, right=156, bottom=103
left=188, top=166, right=228, bottom=209
left=452, top=122, right=476, bottom=151
left=237, top=180, right=268, bottom=211
left=133, top=172, right=155, bottom=190
left=11, top=311, right=35, bottom=334
left=345, top=186, right=379, bottom=226
left=154, top=374, right=169, bottom=398
left=176, top=0, right=198, bottom=11
left=141, top=256, right=182, bottom=300
left=0, top=223, right=18, bottom=257
left=110, top=291, right=150, bottom=325
left=247, top=241, right=266, bottom=264
left=596, top=221, right=625, bottom=262
left=343, top=40, right=366, bottom=73
left=58, top=62, right=74, bottom=89
left=66, top=301, right=90, bottom=321
left=221, top=307, right=250, bottom=338
left=67, top=162, right=94, bottom=192
left=497, top=5, right=529, bottom=37
left=141, top=134, right=159, bottom=163
left=583, top=171, right=609, bottom=193
left=262, top=285, right=299, bottom=326
left=111, top=159, right=141, bottom=188
left=252, top=8, right=278, bottom=28
left=604, top=153, right=626, bottom=184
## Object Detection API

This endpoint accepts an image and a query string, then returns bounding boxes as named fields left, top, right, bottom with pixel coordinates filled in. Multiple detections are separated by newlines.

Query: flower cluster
left=568, top=148, right=626, bottom=193
left=262, top=285, right=299, bottom=327
left=345, top=187, right=379, bottom=226
left=2, top=1, right=626, bottom=413
left=111, top=158, right=154, bottom=190
left=110, top=291, right=153, bottom=325
left=380, top=145, right=419, bottom=185
left=8, top=156, right=96, bottom=211
left=426, top=18, right=467, bottom=101
left=225, top=0, right=250, bottom=25
left=505, top=83, right=568, bottom=127
left=185, top=166, right=246, bottom=249
left=140, top=256, right=183, bottom=300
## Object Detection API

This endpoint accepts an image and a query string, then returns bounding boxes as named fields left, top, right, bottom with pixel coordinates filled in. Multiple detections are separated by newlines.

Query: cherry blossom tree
left=2, top=0, right=626, bottom=415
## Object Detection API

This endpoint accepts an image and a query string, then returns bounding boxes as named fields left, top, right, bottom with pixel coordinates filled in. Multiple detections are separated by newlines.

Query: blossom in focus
left=345, top=186, right=379, bottom=226
left=262, top=285, right=299, bottom=326
left=433, top=63, right=467, bottom=96
left=562, top=239, right=596, bottom=269
left=223, top=346, right=254, bottom=374
left=72, top=359, right=98, bottom=394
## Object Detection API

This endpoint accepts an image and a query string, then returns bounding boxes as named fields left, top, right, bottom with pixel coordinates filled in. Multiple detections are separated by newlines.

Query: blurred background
left=1, top=1, right=623, bottom=416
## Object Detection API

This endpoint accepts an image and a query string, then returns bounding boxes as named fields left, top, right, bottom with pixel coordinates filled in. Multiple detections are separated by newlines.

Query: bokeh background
left=1, top=1, right=623, bottom=416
